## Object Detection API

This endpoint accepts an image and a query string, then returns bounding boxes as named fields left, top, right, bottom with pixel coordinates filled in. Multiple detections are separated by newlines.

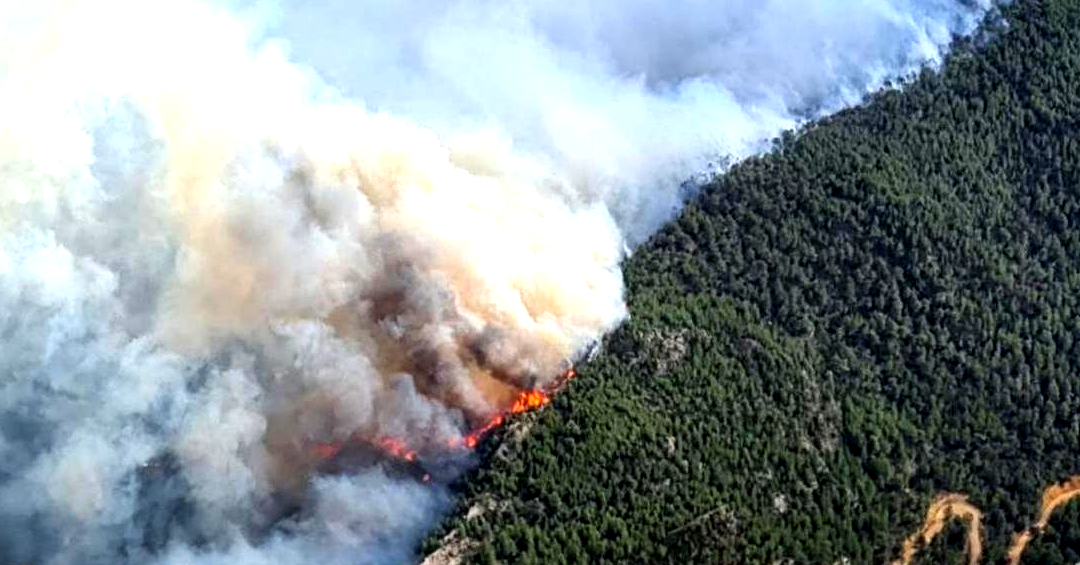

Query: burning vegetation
left=124, top=367, right=579, bottom=557
left=311, top=369, right=577, bottom=475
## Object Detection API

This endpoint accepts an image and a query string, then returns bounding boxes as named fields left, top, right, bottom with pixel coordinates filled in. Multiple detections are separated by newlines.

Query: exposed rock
left=420, top=531, right=479, bottom=565
left=465, top=496, right=511, bottom=521
left=635, top=327, right=710, bottom=374
left=772, top=493, right=789, bottom=515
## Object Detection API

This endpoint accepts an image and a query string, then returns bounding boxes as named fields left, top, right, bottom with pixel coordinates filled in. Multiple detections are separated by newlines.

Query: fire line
left=312, top=368, right=577, bottom=467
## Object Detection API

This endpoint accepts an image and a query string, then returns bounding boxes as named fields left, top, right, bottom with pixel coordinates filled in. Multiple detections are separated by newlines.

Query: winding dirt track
left=889, top=493, right=983, bottom=565
left=1005, top=475, right=1080, bottom=565
left=889, top=474, right=1080, bottom=565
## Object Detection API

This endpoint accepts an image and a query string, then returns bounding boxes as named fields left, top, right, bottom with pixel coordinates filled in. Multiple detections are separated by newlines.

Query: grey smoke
left=0, top=1, right=991, bottom=564
left=267, top=0, right=990, bottom=239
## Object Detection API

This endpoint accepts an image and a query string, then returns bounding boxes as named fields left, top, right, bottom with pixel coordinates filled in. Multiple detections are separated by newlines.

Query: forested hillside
left=424, top=0, right=1080, bottom=562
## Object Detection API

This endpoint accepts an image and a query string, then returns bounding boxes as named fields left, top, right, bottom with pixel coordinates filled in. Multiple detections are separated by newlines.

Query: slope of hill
left=424, top=1, right=1080, bottom=563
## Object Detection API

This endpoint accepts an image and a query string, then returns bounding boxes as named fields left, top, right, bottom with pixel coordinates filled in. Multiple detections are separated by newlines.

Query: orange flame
left=310, top=368, right=577, bottom=464
left=452, top=368, right=575, bottom=450
left=311, top=442, right=343, bottom=460
left=459, top=415, right=504, bottom=449
left=510, top=389, right=550, bottom=413
left=377, top=437, right=418, bottom=462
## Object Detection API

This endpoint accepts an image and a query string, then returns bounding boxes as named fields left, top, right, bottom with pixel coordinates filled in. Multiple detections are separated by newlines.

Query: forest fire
left=455, top=367, right=577, bottom=451
left=312, top=368, right=577, bottom=469
left=377, top=437, right=419, bottom=462
left=310, top=442, right=343, bottom=460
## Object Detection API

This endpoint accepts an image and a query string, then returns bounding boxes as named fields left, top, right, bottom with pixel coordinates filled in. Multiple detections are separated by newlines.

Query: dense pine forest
left=424, top=0, right=1080, bottom=563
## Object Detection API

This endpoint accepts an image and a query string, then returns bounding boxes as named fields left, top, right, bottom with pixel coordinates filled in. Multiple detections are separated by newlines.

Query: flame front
left=455, top=368, right=576, bottom=451
left=377, top=437, right=419, bottom=462
left=311, top=368, right=577, bottom=465
left=510, top=390, right=550, bottom=413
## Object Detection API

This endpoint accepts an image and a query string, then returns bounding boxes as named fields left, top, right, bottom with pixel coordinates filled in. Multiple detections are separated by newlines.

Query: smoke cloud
left=0, top=0, right=990, bottom=564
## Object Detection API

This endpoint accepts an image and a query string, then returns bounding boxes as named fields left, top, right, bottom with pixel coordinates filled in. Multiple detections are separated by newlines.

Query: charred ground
left=424, top=1, right=1080, bottom=563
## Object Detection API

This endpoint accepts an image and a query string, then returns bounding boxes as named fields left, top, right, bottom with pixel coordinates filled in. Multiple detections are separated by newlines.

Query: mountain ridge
left=424, top=1, right=1080, bottom=563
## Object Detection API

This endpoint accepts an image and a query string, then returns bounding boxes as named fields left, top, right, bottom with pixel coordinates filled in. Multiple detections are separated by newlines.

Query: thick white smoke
left=267, top=0, right=991, bottom=240
left=0, top=0, right=990, bottom=564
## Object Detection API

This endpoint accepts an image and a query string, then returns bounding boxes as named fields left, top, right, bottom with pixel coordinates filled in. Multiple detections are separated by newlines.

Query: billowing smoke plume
left=0, top=0, right=990, bottom=564
left=267, top=0, right=991, bottom=241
